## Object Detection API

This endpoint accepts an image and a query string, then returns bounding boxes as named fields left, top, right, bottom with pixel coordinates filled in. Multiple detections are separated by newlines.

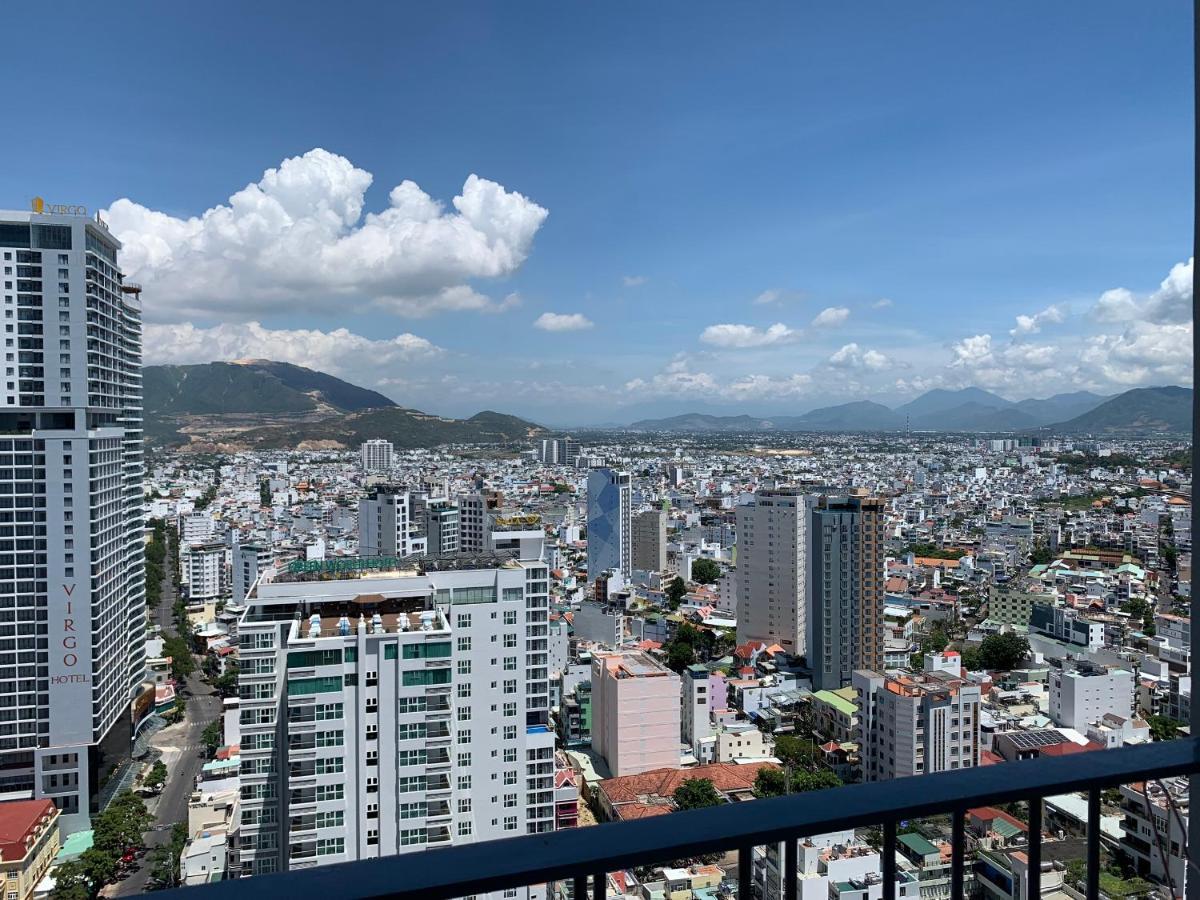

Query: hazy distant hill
left=628, top=413, right=777, bottom=432
left=912, top=401, right=1039, bottom=432
left=1013, top=391, right=1109, bottom=426
left=894, top=387, right=1012, bottom=420
left=1052, top=386, right=1192, bottom=434
left=620, top=386, right=1185, bottom=436
left=777, top=400, right=903, bottom=431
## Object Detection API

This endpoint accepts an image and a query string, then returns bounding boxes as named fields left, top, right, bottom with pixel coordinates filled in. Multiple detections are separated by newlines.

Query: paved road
left=113, top=547, right=224, bottom=896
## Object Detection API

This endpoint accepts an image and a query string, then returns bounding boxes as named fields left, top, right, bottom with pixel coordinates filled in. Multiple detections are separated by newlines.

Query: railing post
left=739, top=843, right=754, bottom=899
left=1086, top=787, right=1100, bottom=900
left=951, top=807, right=965, bottom=900
left=1028, top=797, right=1042, bottom=900
left=882, top=821, right=896, bottom=900
left=572, top=873, right=587, bottom=900
left=784, top=837, right=798, bottom=900
left=591, top=870, right=606, bottom=900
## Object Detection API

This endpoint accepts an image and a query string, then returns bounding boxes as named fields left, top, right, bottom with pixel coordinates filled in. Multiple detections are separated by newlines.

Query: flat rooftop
left=273, top=550, right=521, bottom=584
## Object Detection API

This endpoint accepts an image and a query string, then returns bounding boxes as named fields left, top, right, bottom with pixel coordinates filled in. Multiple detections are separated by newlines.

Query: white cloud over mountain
left=144, top=321, right=442, bottom=383
left=105, top=148, right=548, bottom=321
left=829, top=343, right=889, bottom=370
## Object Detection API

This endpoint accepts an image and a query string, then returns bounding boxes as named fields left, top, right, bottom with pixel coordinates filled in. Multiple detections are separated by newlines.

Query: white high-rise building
left=735, top=488, right=814, bottom=656
left=854, top=668, right=981, bottom=781
left=359, top=439, right=393, bottom=474
left=185, top=542, right=225, bottom=602
left=1049, top=660, right=1134, bottom=731
left=0, top=209, right=145, bottom=831
left=180, top=510, right=214, bottom=546
left=358, top=487, right=427, bottom=558
left=586, top=469, right=631, bottom=581
left=235, top=546, right=553, bottom=890
left=233, top=544, right=272, bottom=605
left=535, top=438, right=581, bottom=466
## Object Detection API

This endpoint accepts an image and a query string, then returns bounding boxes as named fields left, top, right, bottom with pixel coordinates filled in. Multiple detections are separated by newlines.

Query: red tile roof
left=598, top=762, right=777, bottom=821
left=0, top=800, right=55, bottom=862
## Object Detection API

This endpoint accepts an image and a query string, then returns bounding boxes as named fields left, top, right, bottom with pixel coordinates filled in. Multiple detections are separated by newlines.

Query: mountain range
left=627, top=386, right=1193, bottom=435
left=143, top=360, right=543, bottom=448
left=143, top=361, right=1192, bottom=447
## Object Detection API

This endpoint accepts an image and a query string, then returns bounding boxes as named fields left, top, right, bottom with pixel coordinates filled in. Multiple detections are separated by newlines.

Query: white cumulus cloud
left=872, top=297, right=894, bottom=309
left=829, top=343, right=889, bottom=370
left=104, top=148, right=549, bottom=322
left=699, top=322, right=800, bottom=348
left=534, top=312, right=594, bottom=332
left=1093, top=258, right=1193, bottom=324
left=753, top=289, right=781, bottom=305
left=811, top=306, right=850, bottom=327
left=144, top=321, right=442, bottom=383
left=622, top=275, right=648, bottom=287
left=1010, top=304, right=1065, bottom=336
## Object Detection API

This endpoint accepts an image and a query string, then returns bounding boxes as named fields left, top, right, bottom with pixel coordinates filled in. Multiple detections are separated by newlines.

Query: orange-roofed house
left=595, top=762, right=776, bottom=821
left=0, top=800, right=58, bottom=900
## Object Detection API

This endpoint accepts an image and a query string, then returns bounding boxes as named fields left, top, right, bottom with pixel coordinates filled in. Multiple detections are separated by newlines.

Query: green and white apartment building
left=235, top=539, right=555, bottom=897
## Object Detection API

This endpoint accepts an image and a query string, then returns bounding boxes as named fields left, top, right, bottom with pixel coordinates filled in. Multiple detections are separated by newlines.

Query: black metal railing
left=159, top=739, right=1200, bottom=900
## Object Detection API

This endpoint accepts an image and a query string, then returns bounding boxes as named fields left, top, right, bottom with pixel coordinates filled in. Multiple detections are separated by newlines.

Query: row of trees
left=670, top=768, right=842, bottom=812
left=144, top=520, right=167, bottom=609
left=51, top=792, right=152, bottom=900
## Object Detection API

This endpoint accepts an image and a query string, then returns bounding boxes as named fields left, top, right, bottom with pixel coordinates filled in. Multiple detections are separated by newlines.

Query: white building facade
left=359, top=440, right=393, bottom=474
left=0, top=209, right=145, bottom=831
left=235, top=548, right=554, bottom=891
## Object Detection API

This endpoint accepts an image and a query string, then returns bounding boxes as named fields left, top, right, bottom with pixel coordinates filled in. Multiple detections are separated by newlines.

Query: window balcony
left=152, top=739, right=1198, bottom=900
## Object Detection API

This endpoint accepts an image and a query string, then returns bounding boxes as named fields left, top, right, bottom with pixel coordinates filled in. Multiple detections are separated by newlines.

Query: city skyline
left=0, top=2, right=1193, bottom=424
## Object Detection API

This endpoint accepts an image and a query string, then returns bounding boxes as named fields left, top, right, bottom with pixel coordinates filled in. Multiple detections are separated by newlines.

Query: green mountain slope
left=239, top=406, right=544, bottom=449
left=1052, top=386, right=1192, bottom=434
left=144, top=361, right=395, bottom=417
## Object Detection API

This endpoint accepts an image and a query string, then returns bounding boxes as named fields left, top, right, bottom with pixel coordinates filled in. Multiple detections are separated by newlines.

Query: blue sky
left=2, top=2, right=1192, bottom=425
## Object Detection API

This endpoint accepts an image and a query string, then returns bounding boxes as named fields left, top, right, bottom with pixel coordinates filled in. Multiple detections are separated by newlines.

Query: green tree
left=792, top=769, right=842, bottom=793
left=213, top=662, right=239, bottom=697
left=162, top=634, right=195, bottom=681
left=691, top=558, right=721, bottom=585
left=923, top=625, right=949, bottom=653
left=1066, top=858, right=1086, bottom=887
left=666, top=642, right=695, bottom=672
left=977, top=633, right=1030, bottom=671
left=49, top=860, right=92, bottom=900
left=1147, top=715, right=1183, bottom=742
left=753, top=767, right=790, bottom=798
left=752, top=766, right=840, bottom=798
left=202, top=719, right=224, bottom=756
left=673, top=777, right=723, bottom=811
left=1029, top=542, right=1054, bottom=565
left=146, top=760, right=167, bottom=788
left=961, top=646, right=983, bottom=671
left=665, top=576, right=688, bottom=609
left=259, top=480, right=271, bottom=507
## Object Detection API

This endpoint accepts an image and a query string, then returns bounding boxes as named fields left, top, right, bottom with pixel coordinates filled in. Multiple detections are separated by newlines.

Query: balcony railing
left=159, top=739, right=1199, bottom=900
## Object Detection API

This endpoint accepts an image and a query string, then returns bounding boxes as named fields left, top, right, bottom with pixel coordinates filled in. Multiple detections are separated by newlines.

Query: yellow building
left=0, top=800, right=59, bottom=900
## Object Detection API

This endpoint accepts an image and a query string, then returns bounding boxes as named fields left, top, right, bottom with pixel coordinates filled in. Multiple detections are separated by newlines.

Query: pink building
left=591, top=650, right=681, bottom=776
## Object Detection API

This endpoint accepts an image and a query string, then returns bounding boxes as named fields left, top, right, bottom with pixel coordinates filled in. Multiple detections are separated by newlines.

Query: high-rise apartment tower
left=0, top=209, right=145, bottom=830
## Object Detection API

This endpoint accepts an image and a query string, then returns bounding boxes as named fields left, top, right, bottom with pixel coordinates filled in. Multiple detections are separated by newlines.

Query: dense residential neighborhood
left=67, top=427, right=1183, bottom=899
